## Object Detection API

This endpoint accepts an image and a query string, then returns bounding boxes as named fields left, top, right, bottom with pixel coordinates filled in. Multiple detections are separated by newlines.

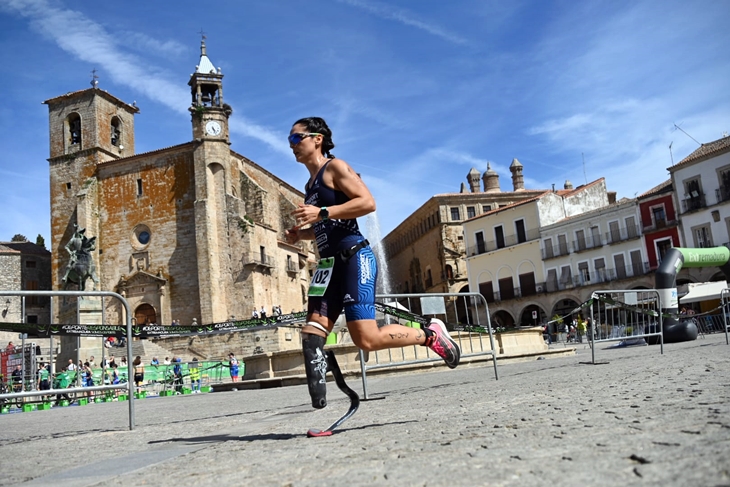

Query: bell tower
left=188, top=37, right=230, bottom=141
left=189, top=37, right=233, bottom=324
left=44, top=77, right=138, bottom=291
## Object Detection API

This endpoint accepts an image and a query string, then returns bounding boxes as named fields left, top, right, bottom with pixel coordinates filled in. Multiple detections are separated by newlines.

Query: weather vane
left=198, top=28, right=207, bottom=40
left=90, top=68, right=99, bottom=88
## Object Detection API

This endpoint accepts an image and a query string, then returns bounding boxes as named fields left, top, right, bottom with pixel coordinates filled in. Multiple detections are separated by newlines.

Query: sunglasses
left=288, top=132, right=321, bottom=145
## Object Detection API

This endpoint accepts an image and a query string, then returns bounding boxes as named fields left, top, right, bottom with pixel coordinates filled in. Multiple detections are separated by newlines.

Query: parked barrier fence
left=358, top=292, right=498, bottom=400
left=0, top=290, right=135, bottom=429
left=719, top=289, right=730, bottom=345
left=588, top=289, right=664, bottom=364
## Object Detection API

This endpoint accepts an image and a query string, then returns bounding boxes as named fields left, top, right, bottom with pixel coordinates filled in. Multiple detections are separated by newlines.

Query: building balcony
left=605, top=225, right=641, bottom=245
left=681, top=193, right=706, bottom=213
left=285, top=260, right=299, bottom=273
left=716, top=185, right=730, bottom=204
left=573, top=234, right=603, bottom=253
left=467, top=228, right=540, bottom=257
left=641, top=218, right=677, bottom=233
left=542, top=244, right=571, bottom=260
left=243, top=253, right=275, bottom=269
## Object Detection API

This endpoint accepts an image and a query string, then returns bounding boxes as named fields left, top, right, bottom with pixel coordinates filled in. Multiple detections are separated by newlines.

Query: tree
left=36, top=234, right=46, bottom=249
left=11, top=234, right=27, bottom=242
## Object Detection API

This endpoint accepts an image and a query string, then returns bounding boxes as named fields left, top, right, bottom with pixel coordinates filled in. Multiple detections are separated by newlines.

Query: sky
left=0, top=0, right=728, bottom=245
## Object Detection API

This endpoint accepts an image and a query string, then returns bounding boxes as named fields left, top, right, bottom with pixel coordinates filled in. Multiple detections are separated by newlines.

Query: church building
left=44, top=40, right=316, bottom=330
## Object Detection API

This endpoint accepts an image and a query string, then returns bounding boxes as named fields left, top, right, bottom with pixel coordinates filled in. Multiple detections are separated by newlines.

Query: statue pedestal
left=58, top=297, right=106, bottom=370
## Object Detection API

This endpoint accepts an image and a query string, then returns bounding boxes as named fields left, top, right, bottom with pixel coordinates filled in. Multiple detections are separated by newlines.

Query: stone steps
left=127, top=339, right=175, bottom=364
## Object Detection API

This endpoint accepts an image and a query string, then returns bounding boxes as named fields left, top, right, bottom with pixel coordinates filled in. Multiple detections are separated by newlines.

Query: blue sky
left=1, top=0, right=728, bottom=244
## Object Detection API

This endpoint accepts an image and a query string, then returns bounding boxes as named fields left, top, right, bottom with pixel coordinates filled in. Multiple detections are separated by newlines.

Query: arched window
left=68, top=113, right=81, bottom=146
left=110, top=116, right=121, bottom=146
left=445, top=265, right=454, bottom=280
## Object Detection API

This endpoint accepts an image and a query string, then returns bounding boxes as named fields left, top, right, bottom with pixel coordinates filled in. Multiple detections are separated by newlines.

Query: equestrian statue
left=61, top=224, right=99, bottom=291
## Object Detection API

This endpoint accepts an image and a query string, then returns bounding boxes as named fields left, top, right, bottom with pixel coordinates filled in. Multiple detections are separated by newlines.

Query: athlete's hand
left=285, top=226, right=301, bottom=244
left=291, top=204, right=321, bottom=227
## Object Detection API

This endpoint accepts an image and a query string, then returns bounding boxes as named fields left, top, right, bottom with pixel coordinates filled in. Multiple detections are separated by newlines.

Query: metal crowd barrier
left=719, top=289, right=730, bottom=345
left=588, top=289, right=664, bottom=364
left=358, top=292, right=498, bottom=400
left=0, top=290, right=135, bottom=430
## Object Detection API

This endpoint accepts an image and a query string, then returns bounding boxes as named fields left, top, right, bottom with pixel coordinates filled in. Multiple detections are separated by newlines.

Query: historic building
left=669, top=136, right=730, bottom=252
left=0, top=240, right=52, bottom=348
left=44, top=40, right=316, bottom=332
left=637, top=179, right=682, bottom=271
left=461, top=178, right=652, bottom=327
left=382, top=161, right=545, bottom=319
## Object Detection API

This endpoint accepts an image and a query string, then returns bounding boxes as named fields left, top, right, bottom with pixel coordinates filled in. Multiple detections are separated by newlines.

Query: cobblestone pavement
left=1, top=333, right=729, bottom=487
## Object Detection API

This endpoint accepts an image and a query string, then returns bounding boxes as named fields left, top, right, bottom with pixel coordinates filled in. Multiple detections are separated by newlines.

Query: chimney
left=466, top=168, right=481, bottom=193
left=482, top=162, right=501, bottom=193
left=509, top=158, right=524, bottom=191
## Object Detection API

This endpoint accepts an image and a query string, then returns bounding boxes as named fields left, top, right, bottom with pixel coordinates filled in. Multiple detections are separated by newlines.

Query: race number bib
left=308, top=257, right=335, bottom=297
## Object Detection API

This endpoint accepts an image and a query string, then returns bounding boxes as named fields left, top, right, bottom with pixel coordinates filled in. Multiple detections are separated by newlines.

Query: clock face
left=205, top=121, right=222, bottom=136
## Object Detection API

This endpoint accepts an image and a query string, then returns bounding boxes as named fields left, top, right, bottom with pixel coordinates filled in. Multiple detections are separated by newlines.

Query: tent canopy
left=679, top=280, right=728, bottom=304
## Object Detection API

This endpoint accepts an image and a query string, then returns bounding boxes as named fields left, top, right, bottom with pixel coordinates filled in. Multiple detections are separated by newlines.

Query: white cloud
left=335, top=0, right=469, bottom=45
left=0, top=0, right=285, bottom=152
left=123, top=32, right=187, bottom=58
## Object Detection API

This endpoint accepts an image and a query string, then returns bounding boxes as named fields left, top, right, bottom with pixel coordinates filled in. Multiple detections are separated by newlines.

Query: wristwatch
left=319, top=207, right=329, bottom=221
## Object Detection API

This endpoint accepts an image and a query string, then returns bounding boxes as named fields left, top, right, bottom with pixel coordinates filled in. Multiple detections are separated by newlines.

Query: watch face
left=205, top=121, right=222, bottom=136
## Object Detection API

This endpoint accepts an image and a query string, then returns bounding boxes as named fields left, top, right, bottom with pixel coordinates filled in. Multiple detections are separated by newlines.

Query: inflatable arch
left=656, top=246, right=730, bottom=343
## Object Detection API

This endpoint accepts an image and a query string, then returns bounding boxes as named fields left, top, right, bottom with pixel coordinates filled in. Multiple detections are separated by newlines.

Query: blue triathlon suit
left=305, top=159, right=377, bottom=322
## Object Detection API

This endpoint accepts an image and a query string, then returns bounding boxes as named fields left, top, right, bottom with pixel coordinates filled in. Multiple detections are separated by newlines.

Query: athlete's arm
left=325, top=158, right=376, bottom=219
left=285, top=225, right=315, bottom=244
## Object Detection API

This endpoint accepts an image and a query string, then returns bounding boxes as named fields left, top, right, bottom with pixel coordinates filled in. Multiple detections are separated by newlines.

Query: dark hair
left=293, top=117, right=335, bottom=158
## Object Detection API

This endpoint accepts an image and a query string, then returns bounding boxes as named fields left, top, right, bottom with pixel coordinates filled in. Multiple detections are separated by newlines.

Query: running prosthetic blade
left=307, top=351, right=360, bottom=437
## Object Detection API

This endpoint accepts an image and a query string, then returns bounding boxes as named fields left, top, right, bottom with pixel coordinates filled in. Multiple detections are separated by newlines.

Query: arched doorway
left=134, top=303, right=157, bottom=325
left=491, top=310, right=515, bottom=329
left=454, top=285, right=472, bottom=324
left=518, top=305, right=547, bottom=327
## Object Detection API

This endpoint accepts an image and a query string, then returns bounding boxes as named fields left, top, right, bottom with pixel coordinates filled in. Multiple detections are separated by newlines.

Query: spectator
left=189, top=358, right=201, bottom=393
left=104, top=336, right=115, bottom=348
left=37, top=363, right=50, bottom=400
left=83, top=362, right=94, bottom=386
left=228, top=352, right=240, bottom=383
left=172, top=358, right=183, bottom=394
left=150, top=357, right=159, bottom=365
left=163, top=356, right=171, bottom=365
left=82, top=362, right=94, bottom=398
left=260, top=306, right=267, bottom=319
left=67, top=358, right=77, bottom=372
left=54, top=367, right=72, bottom=405
left=133, top=356, right=144, bottom=394
left=109, top=363, right=120, bottom=386
left=37, top=363, right=50, bottom=390
left=88, top=356, right=96, bottom=368
left=5, top=341, right=15, bottom=353
left=108, top=356, right=117, bottom=369
left=11, top=365, right=23, bottom=392
left=251, top=308, right=259, bottom=319
left=120, top=356, right=128, bottom=367
left=191, top=318, right=198, bottom=326
left=274, top=305, right=283, bottom=316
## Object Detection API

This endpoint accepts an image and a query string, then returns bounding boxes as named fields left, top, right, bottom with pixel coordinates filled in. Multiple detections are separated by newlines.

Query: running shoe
left=425, top=318, right=460, bottom=368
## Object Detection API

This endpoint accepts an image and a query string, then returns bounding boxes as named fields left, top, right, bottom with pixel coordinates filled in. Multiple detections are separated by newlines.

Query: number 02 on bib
left=308, top=257, right=335, bottom=297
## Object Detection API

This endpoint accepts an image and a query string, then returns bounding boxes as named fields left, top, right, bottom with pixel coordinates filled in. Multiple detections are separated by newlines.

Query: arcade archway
left=134, top=303, right=157, bottom=325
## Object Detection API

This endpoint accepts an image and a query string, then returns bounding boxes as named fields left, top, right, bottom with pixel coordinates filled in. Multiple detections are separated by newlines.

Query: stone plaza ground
left=1, top=333, right=729, bottom=486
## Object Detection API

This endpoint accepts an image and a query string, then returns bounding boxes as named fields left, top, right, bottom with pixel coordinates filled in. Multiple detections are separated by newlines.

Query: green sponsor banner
left=678, top=246, right=730, bottom=268
left=0, top=312, right=307, bottom=338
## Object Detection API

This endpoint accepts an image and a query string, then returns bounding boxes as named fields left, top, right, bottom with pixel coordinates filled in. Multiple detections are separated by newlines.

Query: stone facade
left=0, top=241, right=52, bottom=349
left=44, top=41, right=316, bottom=359
left=381, top=164, right=549, bottom=320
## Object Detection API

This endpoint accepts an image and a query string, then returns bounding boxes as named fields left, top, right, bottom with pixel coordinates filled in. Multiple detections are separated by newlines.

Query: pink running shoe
left=425, top=318, right=460, bottom=368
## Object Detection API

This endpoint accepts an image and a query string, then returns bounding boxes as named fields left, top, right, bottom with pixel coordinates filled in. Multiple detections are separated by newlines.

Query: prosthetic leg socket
left=302, top=333, right=328, bottom=409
